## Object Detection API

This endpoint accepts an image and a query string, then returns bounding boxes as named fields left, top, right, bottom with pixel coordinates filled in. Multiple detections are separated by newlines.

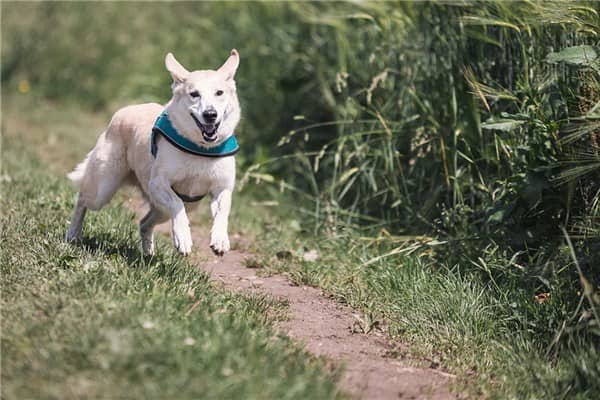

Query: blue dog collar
left=151, top=112, right=239, bottom=158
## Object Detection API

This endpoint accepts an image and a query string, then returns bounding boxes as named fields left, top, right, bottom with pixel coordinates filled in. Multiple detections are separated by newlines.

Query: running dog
left=65, top=50, right=241, bottom=256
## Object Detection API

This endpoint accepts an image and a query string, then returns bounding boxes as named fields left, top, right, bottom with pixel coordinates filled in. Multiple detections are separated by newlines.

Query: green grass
left=0, top=138, right=342, bottom=399
left=3, top=96, right=597, bottom=399
left=3, top=2, right=599, bottom=397
left=243, top=204, right=600, bottom=399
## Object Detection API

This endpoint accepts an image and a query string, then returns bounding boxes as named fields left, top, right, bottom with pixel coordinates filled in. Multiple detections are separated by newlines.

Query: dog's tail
left=67, top=150, right=93, bottom=187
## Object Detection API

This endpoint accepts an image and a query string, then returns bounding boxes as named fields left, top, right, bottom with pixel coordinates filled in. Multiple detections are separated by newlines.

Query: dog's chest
left=160, top=151, right=235, bottom=197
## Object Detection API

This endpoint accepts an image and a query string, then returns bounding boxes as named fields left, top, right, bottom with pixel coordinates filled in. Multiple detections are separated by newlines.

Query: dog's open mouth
left=190, top=113, right=220, bottom=142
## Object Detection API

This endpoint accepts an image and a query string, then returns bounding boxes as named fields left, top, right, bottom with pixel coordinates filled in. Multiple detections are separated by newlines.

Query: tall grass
left=244, top=1, right=600, bottom=344
left=2, top=1, right=599, bottom=396
left=242, top=2, right=599, bottom=393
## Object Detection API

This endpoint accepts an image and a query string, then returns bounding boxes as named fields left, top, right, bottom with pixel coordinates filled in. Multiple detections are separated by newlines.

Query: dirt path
left=129, top=199, right=456, bottom=400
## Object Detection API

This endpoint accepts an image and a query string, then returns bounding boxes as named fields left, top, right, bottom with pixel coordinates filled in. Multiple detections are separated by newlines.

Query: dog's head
left=164, top=50, right=241, bottom=147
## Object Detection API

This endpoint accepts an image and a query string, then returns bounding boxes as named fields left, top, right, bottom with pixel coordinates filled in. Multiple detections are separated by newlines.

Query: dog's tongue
left=203, top=124, right=217, bottom=135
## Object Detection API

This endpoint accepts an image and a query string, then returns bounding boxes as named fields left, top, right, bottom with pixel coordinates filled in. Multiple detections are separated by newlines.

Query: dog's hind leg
left=140, top=205, right=169, bottom=256
left=80, top=136, right=129, bottom=210
left=65, top=193, right=87, bottom=242
left=65, top=130, right=130, bottom=241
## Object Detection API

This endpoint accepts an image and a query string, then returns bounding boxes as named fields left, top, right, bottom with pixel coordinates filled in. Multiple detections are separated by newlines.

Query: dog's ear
left=165, top=53, right=189, bottom=84
left=218, top=49, right=239, bottom=81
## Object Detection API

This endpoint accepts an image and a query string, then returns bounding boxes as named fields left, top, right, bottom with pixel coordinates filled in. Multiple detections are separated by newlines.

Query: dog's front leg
left=148, top=173, right=192, bottom=255
left=209, top=189, right=232, bottom=255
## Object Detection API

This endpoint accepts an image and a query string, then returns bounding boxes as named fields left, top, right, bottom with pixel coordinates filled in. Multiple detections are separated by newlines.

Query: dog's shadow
left=74, top=233, right=209, bottom=284
left=78, top=234, right=148, bottom=268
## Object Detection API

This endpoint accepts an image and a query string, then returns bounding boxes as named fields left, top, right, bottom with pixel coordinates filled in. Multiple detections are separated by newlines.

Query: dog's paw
left=65, top=227, right=82, bottom=243
left=141, top=236, right=155, bottom=257
left=210, top=230, right=230, bottom=256
left=172, top=220, right=193, bottom=256
left=140, top=226, right=155, bottom=256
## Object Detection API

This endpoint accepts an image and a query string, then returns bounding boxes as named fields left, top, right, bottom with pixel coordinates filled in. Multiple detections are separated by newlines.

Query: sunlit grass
left=0, top=128, right=343, bottom=400
left=2, top=1, right=599, bottom=397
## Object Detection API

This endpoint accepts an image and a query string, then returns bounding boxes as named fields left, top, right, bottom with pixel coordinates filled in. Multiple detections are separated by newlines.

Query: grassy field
left=3, top=95, right=597, bottom=398
left=248, top=208, right=600, bottom=398
left=2, top=1, right=599, bottom=399
left=0, top=102, right=342, bottom=399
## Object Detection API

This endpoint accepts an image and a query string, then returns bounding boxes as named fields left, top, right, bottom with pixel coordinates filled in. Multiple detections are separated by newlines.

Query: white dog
left=65, top=50, right=241, bottom=256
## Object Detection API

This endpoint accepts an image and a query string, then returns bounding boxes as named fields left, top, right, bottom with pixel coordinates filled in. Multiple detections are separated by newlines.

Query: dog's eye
left=190, top=90, right=200, bottom=98
left=215, top=90, right=224, bottom=96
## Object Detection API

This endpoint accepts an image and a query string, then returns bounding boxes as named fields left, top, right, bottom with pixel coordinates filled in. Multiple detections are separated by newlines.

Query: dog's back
left=67, top=103, right=162, bottom=204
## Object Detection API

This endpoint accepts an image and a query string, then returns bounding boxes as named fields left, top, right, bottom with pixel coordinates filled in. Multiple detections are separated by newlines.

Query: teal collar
left=151, top=112, right=239, bottom=158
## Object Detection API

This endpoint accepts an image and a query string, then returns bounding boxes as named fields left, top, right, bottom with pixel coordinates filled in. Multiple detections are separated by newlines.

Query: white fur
left=65, top=50, right=241, bottom=256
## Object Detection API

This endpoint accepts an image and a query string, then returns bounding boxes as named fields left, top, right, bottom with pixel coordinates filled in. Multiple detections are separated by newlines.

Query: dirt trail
left=130, top=200, right=455, bottom=399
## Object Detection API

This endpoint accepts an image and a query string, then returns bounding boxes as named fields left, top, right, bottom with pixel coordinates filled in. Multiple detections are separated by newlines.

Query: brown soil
left=129, top=199, right=456, bottom=400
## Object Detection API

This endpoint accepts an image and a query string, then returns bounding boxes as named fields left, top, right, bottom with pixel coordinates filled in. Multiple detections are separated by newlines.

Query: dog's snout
left=202, top=108, right=218, bottom=123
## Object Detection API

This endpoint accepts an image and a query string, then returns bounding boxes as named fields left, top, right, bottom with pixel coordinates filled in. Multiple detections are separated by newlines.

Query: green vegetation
left=2, top=1, right=599, bottom=398
left=0, top=138, right=342, bottom=400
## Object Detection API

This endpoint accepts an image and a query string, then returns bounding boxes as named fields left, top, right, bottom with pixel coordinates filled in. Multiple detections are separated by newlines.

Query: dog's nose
left=202, top=108, right=218, bottom=123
